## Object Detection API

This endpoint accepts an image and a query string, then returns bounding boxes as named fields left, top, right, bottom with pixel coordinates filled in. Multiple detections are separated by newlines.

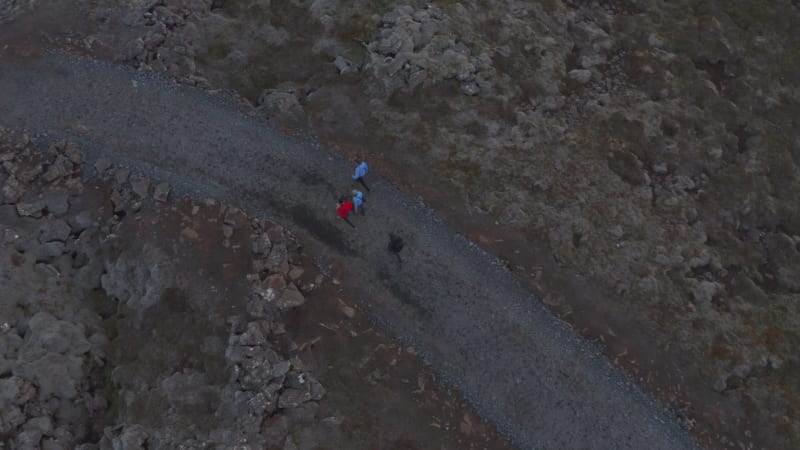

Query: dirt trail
left=0, top=52, right=697, bottom=449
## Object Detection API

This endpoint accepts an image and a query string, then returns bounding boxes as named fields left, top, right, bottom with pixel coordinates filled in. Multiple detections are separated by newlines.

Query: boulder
left=275, top=284, right=305, bottom=310
left=23, top=416, right=54, bottom=435
left=42, top=188, right=70, bottom=217
left=180, top=227, right=199, bottom=240
left=0, top=403, right=25, bottom=433
left=258, top=90, right=305, bottom=121
left=42, top=155, right=74, bottom=182
left=26, top=312, right=91, bottom=356
left=266, top=242, right=289, bottom=273
left=63, top=141, right=84, bottom=165
left=31, top=242, right=67, bottom=261
left=333, top=56, right=354, bottom=75
left=153, top=182, right=170, bottom=202
left=238, top=322, right=267, bottom=346
left=19, top=163, right=44, bottom=183
left=14, top=430, right=43, bottom=449
left=100, top=245, right=172, bottom=311
left=17, top=352, right=83, bottom=400
left=277, top=388, right=311, bottom=409
left=223, top=206, right=248, bottom=229
left=68, top=211, right=94, bottom=234
left=690, top=280, right=720, bottom=304
left=2, top=176, right=22, bottom=203
left=39, top=219, right=71, bottom=243
left=112, top=424, right=149, bottom=450
left=129, top=175, right=150, bottom=199
left=16, top=192, right=46, bottom=218
left=252, top=232, right=272, bottom=255
left=114, top=168, right=131, bottom=185
left=239, top=356, right=278, bottom=390
left=567, top=69, right=592, bottom=84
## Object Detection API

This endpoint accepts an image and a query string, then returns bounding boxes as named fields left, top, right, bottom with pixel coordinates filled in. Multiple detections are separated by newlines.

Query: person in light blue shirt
left=352, top=161, right=370, bottom=191
left=351, top=190, right=365, bottom=214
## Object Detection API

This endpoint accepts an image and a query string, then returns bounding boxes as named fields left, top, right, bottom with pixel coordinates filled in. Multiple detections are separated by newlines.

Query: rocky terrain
left=1, top=0, right=799, bottom=449
left=0, top=129, right=509, bottom=449
left=0, top=128, right=325, bottom=448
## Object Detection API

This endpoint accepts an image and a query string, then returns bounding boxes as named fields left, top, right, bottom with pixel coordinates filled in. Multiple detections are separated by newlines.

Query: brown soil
left=280, top=234, right=513, bottom=449
left=98, top=179, right=515, bottom=448
left=314, top=128, right=720, bottom=446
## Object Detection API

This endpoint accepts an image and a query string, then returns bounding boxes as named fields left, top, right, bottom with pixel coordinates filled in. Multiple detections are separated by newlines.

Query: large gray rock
left=266, top=241, right=289, bottom=274
left=277, top=388, right=311, bottom=409
left=100, top=245, right=173, bottom=311
left=0, top=333, right=23, bottom=359
left=42, top=188, right=70, bottom=217
left=690, top=280, right=720, bottom=304
left=239, top=355, right=281, bottom=391
left=25, top=312, right=91, bottom=356
left=62, top=141, right=84, bottom=165
left=258, top=90, right=305, bottom=121
left=68, top=210, right=94, bottom=234
left=42, top=426, right=77, bottom=450
left=14, top=429, right=43, bottom=449
left=19, top=163, right=44, bottom=183
left=162, top=371, right=220, bottom=413
left=16, top=192, right=46, bottom=218
left=333, top=55, right=354, bottom=75
left=0, top=376, right=25, bottom=404
left=0, top=404, right=25, bottom=434
left=568, top=69, right=592, bottom=84
left=17, top=352, right=83, bottom=400
left=2, top=175, right=23, bottom=203
left=23, top=416, right=54, bottom=435
left=110, top=424, right=149, bottom=450
left=129, top=175, right=150, bottom=199
left=42, top=155, right=74, bottom=182
left=113, top=168, right=131, bottom=185
left=274, top=284, right=305, bottom=310
left=238, top=321, right=267, bottom=346
left=251, top=232, right=272, bottom=255
left=31, top=241, right=67, bottom=262
left=38, top=219, right=71, bottom=243
left=153, top=182, right=170, bottom=202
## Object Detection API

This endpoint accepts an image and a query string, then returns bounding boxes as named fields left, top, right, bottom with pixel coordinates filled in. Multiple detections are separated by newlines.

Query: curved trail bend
left=0, top=53, right=697, bottom=450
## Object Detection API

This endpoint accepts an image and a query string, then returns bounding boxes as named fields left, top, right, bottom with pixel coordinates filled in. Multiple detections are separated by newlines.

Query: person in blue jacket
left=352, top=161, right=370, bottom=191
left=352, top=189, right=365, bottom=214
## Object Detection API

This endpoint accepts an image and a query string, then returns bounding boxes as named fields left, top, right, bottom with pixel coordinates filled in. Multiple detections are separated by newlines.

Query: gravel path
left=0, top=52, right=697, bottom=450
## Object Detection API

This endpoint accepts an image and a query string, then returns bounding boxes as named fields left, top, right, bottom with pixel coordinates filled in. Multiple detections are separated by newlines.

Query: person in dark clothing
left=388, top=232, right=404, bottom=264
left=337, top=199, right=357, bottom=229
left=352, top=161, right=370, bottom=191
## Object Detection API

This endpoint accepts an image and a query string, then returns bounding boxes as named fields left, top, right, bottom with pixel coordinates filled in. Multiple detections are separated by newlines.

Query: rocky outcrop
left=0, top=130, right=323, bottom=448
left=361, top=5, right=494, bottom=97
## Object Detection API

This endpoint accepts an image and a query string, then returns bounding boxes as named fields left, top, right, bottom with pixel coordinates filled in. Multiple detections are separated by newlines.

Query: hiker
left=352, top=189, right=365, bottom=214
left=388, top=232, right=404, bottom=264
left=337, top=198, right=357, bottom=229
left=352, top=161, right=370, bottom=191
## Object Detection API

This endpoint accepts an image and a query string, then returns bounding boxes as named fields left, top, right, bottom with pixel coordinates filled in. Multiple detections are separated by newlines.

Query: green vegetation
left=230, top=70, right=279, bottom=102
left=337, top=11, right=377, bottom=43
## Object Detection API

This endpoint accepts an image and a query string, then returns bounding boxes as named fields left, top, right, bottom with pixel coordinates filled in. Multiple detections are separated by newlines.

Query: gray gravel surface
left=0, top=52, right=698, bottom=450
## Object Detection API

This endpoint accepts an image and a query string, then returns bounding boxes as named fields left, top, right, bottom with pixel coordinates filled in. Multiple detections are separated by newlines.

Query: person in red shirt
left=337, top=199, right=357, bottom=229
